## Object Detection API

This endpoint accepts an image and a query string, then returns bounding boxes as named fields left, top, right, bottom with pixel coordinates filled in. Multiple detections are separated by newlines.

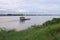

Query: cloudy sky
left=0, top=0, right=60, bottom=14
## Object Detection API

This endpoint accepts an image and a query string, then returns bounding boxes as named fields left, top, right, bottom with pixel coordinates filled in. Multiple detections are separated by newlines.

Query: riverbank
left=0, top=18, right=60, bottom=40
left=0, top=14, right=60, bottom=16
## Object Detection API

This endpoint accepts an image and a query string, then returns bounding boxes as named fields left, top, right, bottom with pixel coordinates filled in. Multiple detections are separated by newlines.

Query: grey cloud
left=0, top=0, right=60, bottom=14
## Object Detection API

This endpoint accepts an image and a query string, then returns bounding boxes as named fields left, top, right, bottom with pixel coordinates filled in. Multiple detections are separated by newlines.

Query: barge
left=20, top=17, right=30, bottom=21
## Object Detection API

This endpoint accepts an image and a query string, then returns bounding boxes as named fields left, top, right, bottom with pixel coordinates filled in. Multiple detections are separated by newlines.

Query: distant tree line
left=0, top=14, right=24, bottom=16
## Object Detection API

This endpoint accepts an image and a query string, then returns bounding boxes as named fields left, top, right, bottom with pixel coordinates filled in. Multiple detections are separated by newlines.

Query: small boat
left=20, top=17, right=30, bottom=21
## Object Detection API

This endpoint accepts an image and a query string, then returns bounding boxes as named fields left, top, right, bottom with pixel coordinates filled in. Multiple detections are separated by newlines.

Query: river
left=0, top=16, right=60, bottom=30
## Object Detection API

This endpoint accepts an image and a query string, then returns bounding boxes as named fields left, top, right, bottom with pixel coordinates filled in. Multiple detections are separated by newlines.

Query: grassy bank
left=0, top=18, right=60, bottom=40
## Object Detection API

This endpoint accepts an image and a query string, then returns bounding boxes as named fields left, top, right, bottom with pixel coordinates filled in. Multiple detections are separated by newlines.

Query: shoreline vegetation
left=0, top=18, right=60, bottom=40
left=0, top=14, right=60, bottom=16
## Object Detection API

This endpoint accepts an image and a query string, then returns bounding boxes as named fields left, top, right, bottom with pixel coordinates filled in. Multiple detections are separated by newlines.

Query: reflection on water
left=0, top=16, right=60, bottom=30
left=20, top=20, right=25, bottom=24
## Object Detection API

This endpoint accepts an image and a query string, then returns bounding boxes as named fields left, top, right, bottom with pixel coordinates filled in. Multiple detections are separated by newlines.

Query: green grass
left=0, top=18, right=60, bottom=40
